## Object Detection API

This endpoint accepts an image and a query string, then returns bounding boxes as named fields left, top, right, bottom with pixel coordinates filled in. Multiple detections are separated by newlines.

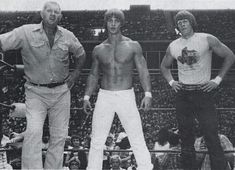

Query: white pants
left=87, top=88, right=153, bottom=170
left=22, top=83, right=70, bottom=169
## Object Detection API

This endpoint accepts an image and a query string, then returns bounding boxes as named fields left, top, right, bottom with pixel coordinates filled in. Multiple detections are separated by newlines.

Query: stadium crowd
left=0, top=7, right=235, bottom=170
left=0, top=73, right=234, bottom=169
left=1, top=74, right=235, bottom=170
left=1, top=10, right=235, bottom=41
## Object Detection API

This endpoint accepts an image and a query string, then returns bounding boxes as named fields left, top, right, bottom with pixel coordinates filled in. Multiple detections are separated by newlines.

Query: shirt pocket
left=29, top=41, right=47, bottom=57
left=57, top=43, right=69, bottom=51
left=56, top=43, right=69, bottom=62
left=30, top=41, right=45, bottom=48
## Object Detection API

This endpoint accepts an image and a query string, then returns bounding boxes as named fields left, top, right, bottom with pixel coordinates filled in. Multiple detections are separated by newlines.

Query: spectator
left=68, top=158, right=81, bottom=170
left=115, top=132, right=131, bottom=150
left=0, top=135, right=13, bottom=170
left=127, top=154, right=137, bottom=170
left=65, top=135, right=87, bottom=169
left=8, top=131, right=24, bottom=144
left=103, top=134, right=115, bottom=169
left=9, top=158, right=21, bottom=170
left=153, top=127, right=170, bottom=169
left=110, top=155, right=125, bottom=170
left=195, top=133, right=234, bottom=170
left=159, top=131, right=183, bottom=170
left=154, top=127, right=170, bottom=158
left=115, top=132, right=132, bottom=169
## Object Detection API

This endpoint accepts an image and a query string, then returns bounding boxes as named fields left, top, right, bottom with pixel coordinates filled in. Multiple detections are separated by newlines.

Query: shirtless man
left=83, top=9, right=153, bottom=170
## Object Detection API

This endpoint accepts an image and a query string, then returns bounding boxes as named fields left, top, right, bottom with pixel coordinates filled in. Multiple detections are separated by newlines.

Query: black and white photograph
left=0, top=0, right=235, bottom=169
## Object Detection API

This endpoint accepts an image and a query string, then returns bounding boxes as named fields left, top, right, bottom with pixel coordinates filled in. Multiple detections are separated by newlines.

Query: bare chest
left=98, top=45, right=134, bottom=65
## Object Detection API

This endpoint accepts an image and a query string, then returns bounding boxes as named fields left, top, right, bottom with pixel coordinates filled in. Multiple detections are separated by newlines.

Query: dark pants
left=0, top=110, right=2, bottom=142
left=176, top=90, right=227, bottom=170
left=0, top=75, right=3, bottom=142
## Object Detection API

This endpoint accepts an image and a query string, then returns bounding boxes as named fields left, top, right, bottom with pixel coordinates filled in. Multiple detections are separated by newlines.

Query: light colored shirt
left=170, top=33, right=212, bottom=84
left=0, top=22, right=85, bottom=84
left=154, top=141, right=170, bottom=157
left=0, top=151, right=8, bottom=169
left=110, top=168, right=125, bottom=170
left=103, top=143, right=115, bottom=160
left=159, top=145, right=183, bottom=170
left=1, top=135, right=13, bottom=169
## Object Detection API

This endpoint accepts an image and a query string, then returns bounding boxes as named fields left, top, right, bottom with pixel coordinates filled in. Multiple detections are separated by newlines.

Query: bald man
left=0, top=1, right=86, bottom=169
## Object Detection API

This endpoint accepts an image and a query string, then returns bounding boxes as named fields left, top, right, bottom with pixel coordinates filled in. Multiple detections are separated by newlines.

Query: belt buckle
left=47, top=84, right=54, bottom=88
left=47, top=82, right=64, bottom=88
left=30, top=82, right=64, bottom=88
left=30, top=82, right=40, bottom=87
left=47, top=83, right=59, bottom=88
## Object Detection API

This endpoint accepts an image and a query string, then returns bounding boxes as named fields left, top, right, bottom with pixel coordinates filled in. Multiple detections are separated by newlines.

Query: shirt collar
left=32, top=22, right=43, bottom=33
left=32, top=22, right=63, bottom=35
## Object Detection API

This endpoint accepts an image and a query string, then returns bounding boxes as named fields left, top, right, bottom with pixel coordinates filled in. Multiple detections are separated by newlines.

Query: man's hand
left=201, top=81, right=219, bottom=92
left=140, top=96, right=152, bottom=112
left=171, top=81, right=182, bottom=92
left=83, top=100, right=92, bottom=115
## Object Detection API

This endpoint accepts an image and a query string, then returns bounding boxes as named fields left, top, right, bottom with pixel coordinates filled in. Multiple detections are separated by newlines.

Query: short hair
left=174, top=10, right=197, bottom=30
left=168, top=131, right=180, bottom=146
left=158, top=127, right=169, bottom=146
left=104, top=9, right=125, bottom=25
left=110, top=155, right=121, bottom=163
left=69, top=159, right=81, bottom=168
left=71, top=135, right=80, bottom=142
left=42, top=1, right=61, bottom=13
left=107, top=134, right=114, bottom=140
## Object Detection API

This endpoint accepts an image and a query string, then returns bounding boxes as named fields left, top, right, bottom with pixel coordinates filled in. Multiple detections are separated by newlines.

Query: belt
left=180, top=83, right=204, bottom=91
left=30, top=82, right=65, bottom=88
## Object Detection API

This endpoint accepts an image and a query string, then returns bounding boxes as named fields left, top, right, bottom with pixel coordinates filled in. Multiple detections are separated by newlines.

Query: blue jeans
left=22, top=82, right=70, bottom=169
left=176, top=90, right=227, bottom=170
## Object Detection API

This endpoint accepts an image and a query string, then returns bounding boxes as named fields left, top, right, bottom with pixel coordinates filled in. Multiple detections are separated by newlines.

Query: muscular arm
left=0, top=26, right=24, bottom=51
left=160, top=46, right=175, bottom=83
left=161, top=46, right=182, bottom=92
left=134, top=42, right=151, bottom=92
left=84, top=47, right=100, bottom=96
left=66, top=51, right=86, bottom=89
left=66, top=34, right=86, bottom=88
left=0, top=41, right=3, bottom=62
left=207, top=34, right=235, bottom=79
left=71, top=51, right=86, bottom=81
left=0, top=40, right=3, bottom=53
left=133, top=42, right=152, bottom=111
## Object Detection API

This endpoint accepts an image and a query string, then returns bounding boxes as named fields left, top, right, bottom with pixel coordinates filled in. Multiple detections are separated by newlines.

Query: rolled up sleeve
left=0, top=26, right=24, bottom=51
left=68, top=33, right=85, bottom=58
